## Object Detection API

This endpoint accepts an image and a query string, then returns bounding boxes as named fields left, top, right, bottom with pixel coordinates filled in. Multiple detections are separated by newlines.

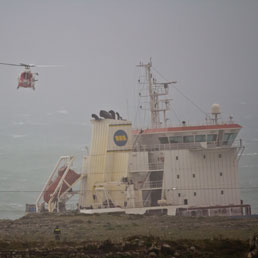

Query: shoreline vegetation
left=0, top=212, right=258, bottom=257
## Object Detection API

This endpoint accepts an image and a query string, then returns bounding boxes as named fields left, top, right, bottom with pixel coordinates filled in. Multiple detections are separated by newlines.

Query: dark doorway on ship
left=142, top=170, right=163, bottom=207
left=150, top=189, right=162, bottom=206
left=142, top=189, right=162, bottom=207
left=149, top=171, right=163, bottom=184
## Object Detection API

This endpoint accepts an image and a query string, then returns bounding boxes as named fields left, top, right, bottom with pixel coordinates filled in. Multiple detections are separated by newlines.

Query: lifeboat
left=43, top=166, right=81, bottom=203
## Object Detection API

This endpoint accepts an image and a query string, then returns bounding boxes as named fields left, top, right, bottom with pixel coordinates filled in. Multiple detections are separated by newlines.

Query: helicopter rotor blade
left=0, top=62, right=24, bottom=67
left=20, top=63, right=34, bottom=67
left=0, top=62, right=63, bottom=68
left=32, top=65, right=64, bottom=68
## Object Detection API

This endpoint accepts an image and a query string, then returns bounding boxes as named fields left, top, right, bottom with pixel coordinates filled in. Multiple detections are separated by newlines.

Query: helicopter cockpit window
left=24, top=73, right=29, bottom=80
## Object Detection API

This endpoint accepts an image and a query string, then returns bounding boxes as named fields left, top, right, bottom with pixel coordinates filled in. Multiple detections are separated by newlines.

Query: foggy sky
left=0, top=0, right=258, bottom=146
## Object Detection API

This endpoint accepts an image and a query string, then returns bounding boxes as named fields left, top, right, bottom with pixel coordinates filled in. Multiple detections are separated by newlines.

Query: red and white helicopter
left=0, top=62, right=60, bottom=90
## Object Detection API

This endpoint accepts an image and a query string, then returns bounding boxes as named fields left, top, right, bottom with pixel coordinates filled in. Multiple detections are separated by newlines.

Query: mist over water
left=0, top=114, right=89, bottom=219
left=0, top=1, right=258, bottom=219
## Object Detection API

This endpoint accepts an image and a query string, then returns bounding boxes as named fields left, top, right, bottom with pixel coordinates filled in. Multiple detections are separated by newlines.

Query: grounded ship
left=34, top=60, right=251, bottom=216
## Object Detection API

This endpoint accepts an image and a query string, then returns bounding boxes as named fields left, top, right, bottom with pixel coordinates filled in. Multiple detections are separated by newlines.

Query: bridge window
left=223, top=133, right=237, bottom=145
left=170, top=136, right=183, bottom=143
left=195, top=135, right=206, bottom=142
left=159, top=137, right=169, bottom=144
left=207, top=134, right=217, bottom=143
left=183, top=135, right=194, bottom=143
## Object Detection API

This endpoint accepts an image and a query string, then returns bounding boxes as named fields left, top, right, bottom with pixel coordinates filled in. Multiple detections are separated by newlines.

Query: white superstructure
left=36, top=60, right=250, bottom=216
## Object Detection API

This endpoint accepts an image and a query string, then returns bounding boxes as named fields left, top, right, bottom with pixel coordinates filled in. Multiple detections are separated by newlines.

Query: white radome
left=211, top=103, right=221, bottom=115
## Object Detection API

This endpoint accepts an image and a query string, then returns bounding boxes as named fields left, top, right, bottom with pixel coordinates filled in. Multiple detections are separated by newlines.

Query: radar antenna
left=137, top=58, right=177, bottom=128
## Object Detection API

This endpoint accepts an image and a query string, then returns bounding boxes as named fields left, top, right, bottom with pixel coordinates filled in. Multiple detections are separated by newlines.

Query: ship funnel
left=116, top=112, right=123, bottom=120
left=99, top=110, right=113, bottom=119
left=109, top=110, right=116, bottom=119
left=92, top=114, right=100, bottom=120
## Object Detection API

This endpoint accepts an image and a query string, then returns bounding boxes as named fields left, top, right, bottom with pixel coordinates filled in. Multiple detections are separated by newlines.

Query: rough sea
left=0, top=117, right=257, bottom=219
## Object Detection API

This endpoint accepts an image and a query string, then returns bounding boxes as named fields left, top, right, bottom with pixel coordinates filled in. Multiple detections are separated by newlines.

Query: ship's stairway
left=141, top=180, right=163, bottom=190
left=36, top=156, right=82, bottom=213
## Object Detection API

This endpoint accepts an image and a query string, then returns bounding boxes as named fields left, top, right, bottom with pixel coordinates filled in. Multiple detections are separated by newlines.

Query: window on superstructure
left=220, top=172, right=223, bottom=176
left=176, top=156, right=178, bottom=160
left=207, top=134, right=217, bottom=143
left=193, top=174, right=195, bottom=178
left=178, top=193, right=181, bottom=197
left=218, top=154, right=222, bottom=158
left=170, top=136, right=183, bottom=143
left=222, top=133, right=237, bottom=145
left=177, top=174, right=180, bottom=179
left=221, top=190, right=224, bottom=195
left=203, top=155, right=206, bottom=159
left=183, top=135, right=194, bottom=143
left=159, top=137, right=169, bottom=144
left=194, top=192, right=197, bottom=196
left=195, top=135, right=206, bottom=142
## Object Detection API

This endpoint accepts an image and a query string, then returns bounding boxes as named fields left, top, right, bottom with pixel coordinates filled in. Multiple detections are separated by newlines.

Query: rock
left=148, top=246, right=160, bottom=255
left=190, top=246, right=196, bottom=251
left=161, top=243, right=174, bottom=255
left=138, top=240, right=145, bottom=247
left=148, top=252, right=157, bottom=257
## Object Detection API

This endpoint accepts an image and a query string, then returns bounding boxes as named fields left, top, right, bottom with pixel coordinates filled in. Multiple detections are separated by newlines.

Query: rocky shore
left=0, top=236, right=248, bottom=257
left=0, top=212, right=258, bottom=257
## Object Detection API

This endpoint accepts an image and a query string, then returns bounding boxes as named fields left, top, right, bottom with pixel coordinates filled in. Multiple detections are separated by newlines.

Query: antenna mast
left=137, top=58, right=177, bottom=128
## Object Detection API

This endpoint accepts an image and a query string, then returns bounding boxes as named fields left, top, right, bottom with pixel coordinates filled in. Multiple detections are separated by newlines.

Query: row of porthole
left=175, top=153, right=222, bottom=160
left=176, top=172, right=223, bottom=179
left=177, top=190, right=224, bottom=198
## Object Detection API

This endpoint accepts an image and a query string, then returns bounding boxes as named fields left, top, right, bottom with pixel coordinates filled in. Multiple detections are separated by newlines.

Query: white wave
left=57, top=109, right=69, bottom=115
left=11, top=134, right=27, bottom=139
left=240, top=165, right=257, bottom=168
left=242, top=152, right=258, bottom=156
left=12, top=121, right=24, bottom=126
left=7, top=203, right=23, bottom=208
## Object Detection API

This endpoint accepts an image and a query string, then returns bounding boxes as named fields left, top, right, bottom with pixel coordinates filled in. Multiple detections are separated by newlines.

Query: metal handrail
left=132, top=140, right=243, bottom=153
left=142, top=180, right=163, bottom=189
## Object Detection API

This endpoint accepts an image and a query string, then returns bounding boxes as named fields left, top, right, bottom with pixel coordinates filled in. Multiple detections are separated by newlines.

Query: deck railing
left=142, top=180, right=163, bottom=189
left=132, top=140, right=242, bottom=153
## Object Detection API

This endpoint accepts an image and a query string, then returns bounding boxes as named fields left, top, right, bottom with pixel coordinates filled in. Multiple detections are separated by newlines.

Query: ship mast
left=137, top=58, right=177, bottom=128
